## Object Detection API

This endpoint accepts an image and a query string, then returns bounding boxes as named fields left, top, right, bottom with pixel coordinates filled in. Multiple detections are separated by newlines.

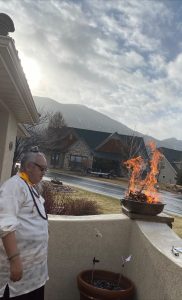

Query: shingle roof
left=158, top=147, right=182, bottom=171
left=72, top=127, right=148, bottom=159
left=73, top=128, right=110, bottom=149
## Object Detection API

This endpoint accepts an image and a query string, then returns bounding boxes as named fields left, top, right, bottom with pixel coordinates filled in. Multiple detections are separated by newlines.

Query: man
left=0, top=150, right=48, bottom=299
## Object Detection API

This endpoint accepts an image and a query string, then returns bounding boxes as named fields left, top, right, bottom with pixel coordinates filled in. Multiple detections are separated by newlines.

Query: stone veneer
left=63, top=139, right=93, bottom=170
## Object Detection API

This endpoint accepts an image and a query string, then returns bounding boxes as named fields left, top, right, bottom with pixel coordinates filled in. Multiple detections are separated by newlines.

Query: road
left=45, top=172, right=182, bottom=216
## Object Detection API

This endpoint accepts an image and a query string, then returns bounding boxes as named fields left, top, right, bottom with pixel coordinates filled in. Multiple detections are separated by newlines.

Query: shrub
left=41, top=181, right=100, bottom=215
left=41, top=181, right=55, bottom=214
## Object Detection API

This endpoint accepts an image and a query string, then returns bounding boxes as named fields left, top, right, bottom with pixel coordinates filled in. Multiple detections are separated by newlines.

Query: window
left=70, top=155, right=86, bottom=162
left=69, top=155, right=87, bottom=170
left=51, top=153, right=60, bottom=165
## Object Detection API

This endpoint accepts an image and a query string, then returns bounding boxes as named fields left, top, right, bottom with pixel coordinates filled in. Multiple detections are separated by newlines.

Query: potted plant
left=77, top=229, right=135, bottom=300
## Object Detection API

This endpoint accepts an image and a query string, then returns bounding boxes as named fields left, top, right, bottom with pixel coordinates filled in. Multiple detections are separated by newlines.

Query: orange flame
left=124, top=141, right=163, bottom=203
left=124, top=156, right=145, bottom=193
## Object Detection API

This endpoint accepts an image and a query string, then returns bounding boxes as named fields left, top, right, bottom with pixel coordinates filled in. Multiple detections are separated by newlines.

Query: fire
left=124, top=141, right=163, bottom=203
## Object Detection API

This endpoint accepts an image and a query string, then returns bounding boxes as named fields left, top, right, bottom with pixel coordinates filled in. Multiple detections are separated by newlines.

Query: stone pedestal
left=122, top=206, right=174, bottom=228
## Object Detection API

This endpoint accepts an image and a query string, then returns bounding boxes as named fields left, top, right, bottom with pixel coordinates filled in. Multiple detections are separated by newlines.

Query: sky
left=1, top=0, right=182, bottom=141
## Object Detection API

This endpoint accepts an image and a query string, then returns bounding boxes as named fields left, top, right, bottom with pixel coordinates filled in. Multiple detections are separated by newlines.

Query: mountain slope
left=33, top=96, right=182, bottom=151
left=34, top=96, right=135, bottom=135
left=158, top=138, right=182, bottom=151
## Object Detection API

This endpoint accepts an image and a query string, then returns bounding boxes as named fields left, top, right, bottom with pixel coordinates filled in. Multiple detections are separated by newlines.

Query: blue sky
left=1, top=0, right=182, bottom=140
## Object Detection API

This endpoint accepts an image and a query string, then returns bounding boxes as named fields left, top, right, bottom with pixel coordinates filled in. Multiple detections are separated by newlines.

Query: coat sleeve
left=0, top=178, right=24, bottom=238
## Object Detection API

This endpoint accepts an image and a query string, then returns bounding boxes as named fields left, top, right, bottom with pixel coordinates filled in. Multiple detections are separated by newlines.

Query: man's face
left=26, top=154, right=47, bottom=185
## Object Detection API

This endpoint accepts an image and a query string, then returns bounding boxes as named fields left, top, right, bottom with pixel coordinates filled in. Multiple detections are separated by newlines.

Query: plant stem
left=117, top=273, right=122, bottom=287
left=91, top=264, right=95, bottom=285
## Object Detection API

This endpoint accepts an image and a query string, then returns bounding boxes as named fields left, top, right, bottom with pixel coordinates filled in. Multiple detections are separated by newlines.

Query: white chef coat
left=0, top=175, right=49, bottom=297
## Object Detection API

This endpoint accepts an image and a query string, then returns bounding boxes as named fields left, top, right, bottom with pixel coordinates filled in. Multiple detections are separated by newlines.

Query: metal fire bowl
left=121, top=199, right=165, bottom=216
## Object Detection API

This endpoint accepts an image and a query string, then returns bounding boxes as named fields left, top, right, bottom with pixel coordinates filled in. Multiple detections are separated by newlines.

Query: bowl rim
left=121, top=198, right=165, bottom=206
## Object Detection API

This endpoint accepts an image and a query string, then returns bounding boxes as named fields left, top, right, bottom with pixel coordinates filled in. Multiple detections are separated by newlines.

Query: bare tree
left=42, top=111, right=68, bottom=152
left=11, top=111, right=66, bottom=175
left=119, top=133, right=148, bottom=177
left=48, top=112, right=65, bottom=129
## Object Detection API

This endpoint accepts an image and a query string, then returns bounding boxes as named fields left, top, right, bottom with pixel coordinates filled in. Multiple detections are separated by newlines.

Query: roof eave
left=0, top=36, right=39, bottom=124
left=17, top=123, right=30, bottom=137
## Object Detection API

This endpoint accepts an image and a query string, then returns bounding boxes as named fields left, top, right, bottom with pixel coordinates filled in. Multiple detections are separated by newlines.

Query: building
left=47, top=127, right=148, bottom=176
left=158, top=147, right=182, bottom=184
left=0, top=13, right=39, bottom=183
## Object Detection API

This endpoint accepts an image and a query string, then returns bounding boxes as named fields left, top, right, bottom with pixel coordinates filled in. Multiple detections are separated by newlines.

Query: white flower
left=94, top=228, right=102, bottom=238
left=125, top=255, right=132, bottom=262
left=121, top=255, right=132, bottom=267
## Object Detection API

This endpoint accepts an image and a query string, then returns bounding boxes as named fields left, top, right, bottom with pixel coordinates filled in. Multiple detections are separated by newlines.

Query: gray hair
left=20, top=152, right=45, bottom=171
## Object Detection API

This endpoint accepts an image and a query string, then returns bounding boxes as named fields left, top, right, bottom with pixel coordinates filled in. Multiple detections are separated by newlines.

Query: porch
left=45, top=214, right=182, bottom=300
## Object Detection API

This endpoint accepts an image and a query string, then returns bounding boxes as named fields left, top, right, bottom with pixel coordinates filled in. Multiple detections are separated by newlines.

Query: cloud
left=167, top=53, right=182, bottom=83
left=0, top=0, right=182, bottom=140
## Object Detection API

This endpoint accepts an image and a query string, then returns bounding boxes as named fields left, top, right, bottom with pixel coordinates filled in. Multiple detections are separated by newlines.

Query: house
left=158, top=147, right=182, bottom=184
left=0, top=14, right=39, bottom=183
left=47, top=127, right=148, bottom=176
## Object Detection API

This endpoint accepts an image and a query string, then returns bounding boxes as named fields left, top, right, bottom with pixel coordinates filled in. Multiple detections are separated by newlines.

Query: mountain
left=33, top=96, right=182, bottom=151
left=34, top=96, right=135, bottom=135
left=158, top=138, right=182, bottom=151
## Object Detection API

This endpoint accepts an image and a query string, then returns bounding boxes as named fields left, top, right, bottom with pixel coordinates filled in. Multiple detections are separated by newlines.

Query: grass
left=55, top=186, right=182, bottom=238
left=172, top=216, right=182, bottom=239
left=67, top=187, right=122, bottom=214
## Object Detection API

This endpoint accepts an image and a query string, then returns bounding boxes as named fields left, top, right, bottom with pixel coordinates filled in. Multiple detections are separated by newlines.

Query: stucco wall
left=46, top=214, right=131, bottom=300
left=126, top=221, right=182, bottom=300
left=0, top=110, right=17, bottom=183
left=45, top=214, right=182, bottom=300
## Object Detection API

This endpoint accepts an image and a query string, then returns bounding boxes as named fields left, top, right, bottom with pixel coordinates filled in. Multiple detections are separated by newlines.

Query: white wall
left=0, top=110, right=17, bottom=183
left=126, top=221, right=182, bottom=300
left=46, top=214, right=131, bottom=300
left=158, top=157, right=177, bottom=184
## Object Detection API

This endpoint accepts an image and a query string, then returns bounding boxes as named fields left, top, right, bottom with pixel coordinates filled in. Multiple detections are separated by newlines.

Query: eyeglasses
left=33, top=162, right=48, bottom=172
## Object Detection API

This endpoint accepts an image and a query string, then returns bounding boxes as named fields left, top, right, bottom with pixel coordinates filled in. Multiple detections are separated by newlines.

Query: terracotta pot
left=77, top=269, right=135, bottom=300
left=121, top=198, right=165, bottom=216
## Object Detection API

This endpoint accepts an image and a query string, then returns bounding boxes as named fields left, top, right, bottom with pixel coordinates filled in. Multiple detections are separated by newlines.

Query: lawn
left=52, top=184, right=182, bottom=239
left=69, top=187, right=122, bottom=214
left=172, top=216, right=182, bottom=239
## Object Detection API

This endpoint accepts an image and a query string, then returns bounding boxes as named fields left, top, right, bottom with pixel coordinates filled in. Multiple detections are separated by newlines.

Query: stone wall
left=63, top=140, right=93, bottom=170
